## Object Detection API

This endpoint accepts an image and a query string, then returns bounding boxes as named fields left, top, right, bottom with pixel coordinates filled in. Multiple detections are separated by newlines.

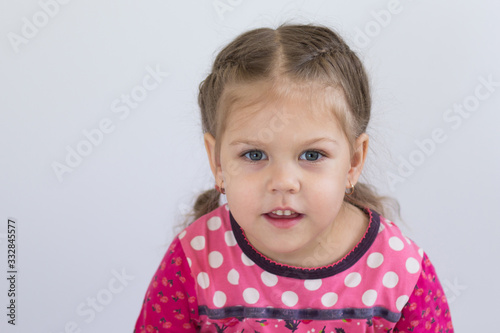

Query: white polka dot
left=178, top=230, right=186, bottom=239
left=396, top=295, right=409, bottom=311
left=321, top=292, right=338, bottom=307
left=225, top=203, right=229, bottom=210
left=207, top=216, right=222, bottom=231
left=362, top=289, right=377, bottom=306
left=227, top=269, right=239, bottom=285
left=213, top=291, right=226, bottom=307
left=406, top=257, right=420, bottom=274
left=187, top=257, right=192, bottom=267
left=208, top=251, right=223, bottom=268
left=281, top=291, right=298, bottom=307
left=190, top=236, right=205, bottom=250
left=404, top=236, right=412, bottom=245
left=197, top=272, right=210, bottom=289
left=261, top=271, right=278, bottom=287
left=243, top=288, right=259, bottom=304
left=224, top=231, right=237, bottom=246
left=382, top=271, right=399, bottom=288
left=304, top=279, right=322, bottom=291
left=388, top=237, right=404, bottom=251
left=378, top=223, right=385, bottom=233
left=367, top=252, right=384, bottom=269
left=241, top=253, right=255, bottom=266
left=344, top=272, right=362, bottom=288
left=418, top=248, right=424, bottom=257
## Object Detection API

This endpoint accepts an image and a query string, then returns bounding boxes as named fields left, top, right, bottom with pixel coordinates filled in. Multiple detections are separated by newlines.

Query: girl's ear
left=204, top=132, right=222, bottom=181
left=348, top=133, right=369, bottom=185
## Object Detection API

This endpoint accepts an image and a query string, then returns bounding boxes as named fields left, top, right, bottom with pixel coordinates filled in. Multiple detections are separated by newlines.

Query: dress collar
left=229, top=206, right=380, bottom=279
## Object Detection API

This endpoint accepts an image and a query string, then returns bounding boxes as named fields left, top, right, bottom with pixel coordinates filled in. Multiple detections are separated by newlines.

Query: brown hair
left=183, top=23, right=401, bottom=226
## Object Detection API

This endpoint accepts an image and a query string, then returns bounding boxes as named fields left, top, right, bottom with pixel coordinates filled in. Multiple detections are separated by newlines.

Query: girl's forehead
left=224, top=82, right=346, bottom=132
left=222, top=104, right=346, bottom=150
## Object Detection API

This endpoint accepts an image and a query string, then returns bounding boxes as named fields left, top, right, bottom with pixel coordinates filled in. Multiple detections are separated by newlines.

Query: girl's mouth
left=264, top=213, right=304, bottom=229
left=267, top=211, right=300, bottom=219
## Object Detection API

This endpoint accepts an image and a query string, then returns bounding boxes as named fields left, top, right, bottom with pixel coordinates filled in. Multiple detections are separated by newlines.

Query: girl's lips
left=267, top=211, right=300, bottom=219
left=263, top=213, right=304, bottom=229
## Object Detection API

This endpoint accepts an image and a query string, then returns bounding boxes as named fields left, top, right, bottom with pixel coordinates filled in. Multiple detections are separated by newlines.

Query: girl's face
left=204, top=86, right=368, bottom=267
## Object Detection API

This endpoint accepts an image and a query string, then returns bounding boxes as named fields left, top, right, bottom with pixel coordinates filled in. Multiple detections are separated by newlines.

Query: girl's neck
left=263, top=203, right=370, bottom=268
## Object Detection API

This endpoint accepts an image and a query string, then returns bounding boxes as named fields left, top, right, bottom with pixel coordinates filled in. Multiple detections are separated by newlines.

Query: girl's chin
left=251, top=239, right=316, bottom=266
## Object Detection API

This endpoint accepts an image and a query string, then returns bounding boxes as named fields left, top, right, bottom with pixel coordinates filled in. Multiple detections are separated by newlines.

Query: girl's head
left=200, top=23, right=370, bottom=166
left=188, top=23, right=399, bottom=262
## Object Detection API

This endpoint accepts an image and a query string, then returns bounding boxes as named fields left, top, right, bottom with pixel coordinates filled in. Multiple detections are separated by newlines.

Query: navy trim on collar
left=230, top=206, right=381, bottom=279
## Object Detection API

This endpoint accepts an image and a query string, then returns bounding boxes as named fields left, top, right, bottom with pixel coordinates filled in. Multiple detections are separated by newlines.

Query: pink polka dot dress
left=134, top=204, right=453, bottom=332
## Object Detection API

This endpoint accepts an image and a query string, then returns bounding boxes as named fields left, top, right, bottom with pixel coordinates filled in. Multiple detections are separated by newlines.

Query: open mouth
left=263, top=212, right=304, bottom=229
left=266, top=211, right=302, bottom=219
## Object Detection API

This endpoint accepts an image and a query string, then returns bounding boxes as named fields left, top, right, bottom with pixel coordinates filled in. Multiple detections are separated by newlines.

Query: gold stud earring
left=215, top=181, right=225, bottom=195
left=345, top=180, right=355, bottom=195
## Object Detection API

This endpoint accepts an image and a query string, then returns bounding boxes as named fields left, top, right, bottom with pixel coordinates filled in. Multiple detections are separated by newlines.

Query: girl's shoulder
left=175, top=203, right=232, bottom=248
left=367, top=209, right=425, bottom=291
left=375, top=211, right=423, bottom=256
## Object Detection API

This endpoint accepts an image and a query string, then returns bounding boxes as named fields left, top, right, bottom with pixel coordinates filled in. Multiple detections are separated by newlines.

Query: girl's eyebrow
left=229, top=137, right=338, bottom=146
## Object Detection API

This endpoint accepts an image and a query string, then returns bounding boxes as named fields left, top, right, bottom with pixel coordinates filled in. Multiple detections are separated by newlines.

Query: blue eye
left=243, top=150, right=267, bottom=161
left=242, top=150, right=326, bottom=162
left=300, top=150, right=324, bottom=161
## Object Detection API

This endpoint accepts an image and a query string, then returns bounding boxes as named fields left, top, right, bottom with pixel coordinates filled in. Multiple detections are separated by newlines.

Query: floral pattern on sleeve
left=134, top=237, right=199, bottom=332
left=394, top=252, right=454, bottom=332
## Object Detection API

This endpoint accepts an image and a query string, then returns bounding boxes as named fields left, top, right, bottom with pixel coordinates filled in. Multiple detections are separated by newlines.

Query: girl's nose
left=267, top=161, right=301, bottom=194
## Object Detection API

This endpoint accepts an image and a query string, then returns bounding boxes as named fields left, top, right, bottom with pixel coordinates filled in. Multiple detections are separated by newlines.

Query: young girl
left=134, top=23, right=453, bottom=332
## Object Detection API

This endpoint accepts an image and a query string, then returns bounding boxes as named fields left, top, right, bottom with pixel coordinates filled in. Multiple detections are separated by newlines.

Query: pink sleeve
left=134, top=237, right=199, bottom=332
left=394, top=252, right=454, bottom=332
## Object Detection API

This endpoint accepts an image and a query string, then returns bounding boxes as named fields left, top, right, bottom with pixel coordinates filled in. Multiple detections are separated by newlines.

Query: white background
left=1, top=0, right=499, bottom=332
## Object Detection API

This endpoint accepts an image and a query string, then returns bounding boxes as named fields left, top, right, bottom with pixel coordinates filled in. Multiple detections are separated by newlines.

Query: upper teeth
left=271, top=210, right=296, bottom=216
